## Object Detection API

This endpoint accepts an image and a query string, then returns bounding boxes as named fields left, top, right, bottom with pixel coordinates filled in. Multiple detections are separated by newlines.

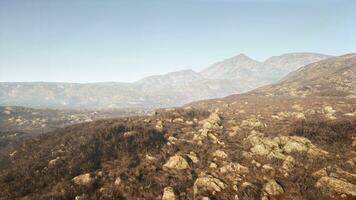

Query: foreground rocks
left=1, top=95, right=355, bottom=200
left=316, top=176, right=356, bottom=197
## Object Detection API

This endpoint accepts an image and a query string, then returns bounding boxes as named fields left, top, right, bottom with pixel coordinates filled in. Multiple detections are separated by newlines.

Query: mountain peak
left=229, top=53, right=254, bottom=61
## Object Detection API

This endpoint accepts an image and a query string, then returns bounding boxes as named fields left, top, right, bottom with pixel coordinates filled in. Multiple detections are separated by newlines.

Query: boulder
left=163, top=155, right=189, bottom=170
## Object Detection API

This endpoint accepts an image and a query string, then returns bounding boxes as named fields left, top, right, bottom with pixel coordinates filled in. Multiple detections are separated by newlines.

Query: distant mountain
left=200, top=52, right=331, bottom=87
left=253, top=53, right=356, bottom=97
left=200, top=54, right=263, bottom=80
left=264, top=53, right=332, bottom=78
left=0, top=52, right=332, bottom=109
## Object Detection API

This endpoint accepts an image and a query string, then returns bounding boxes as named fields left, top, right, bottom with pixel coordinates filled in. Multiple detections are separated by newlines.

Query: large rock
left=162, top=187, right=176, bottom=200
left=73, top=173, right=95, bottom=186
left=163, top=155, right=189, bottom=170
left=264, top=180, right=284, bottom=196
left=316, top=176, right=356, bottom=197
left=194, top=175, right=226, bottom=195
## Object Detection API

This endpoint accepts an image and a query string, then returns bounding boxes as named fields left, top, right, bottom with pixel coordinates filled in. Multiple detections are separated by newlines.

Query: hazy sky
left=1, top=0, right=355, bottom=83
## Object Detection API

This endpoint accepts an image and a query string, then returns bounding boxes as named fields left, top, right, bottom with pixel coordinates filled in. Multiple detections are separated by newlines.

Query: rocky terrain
left=253, top=53, right=356, bottom=98
left=0, top=106, right=149, bottom=155
left=0, top=53, right=330, bottom=109
left=0, top=54, right=355, bottom=200
left=0, top=106, right=148, bottom=134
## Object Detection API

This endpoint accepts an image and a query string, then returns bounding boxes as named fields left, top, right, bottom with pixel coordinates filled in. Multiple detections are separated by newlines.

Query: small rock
left=173, top=118, right=184, bottom=123
left=114, top=177, right=121, bottom=186
left=187, top=152, right=199, bottom=164
left=75, top=194, right=87, bottom=200
left=73, top=173, right=95, bottom=186
left=162, top=187, right=176, bottom=200
left=48, top=157, right=60, bottom=167
left=156, top=121, right=163, bottom=130
left=251, top=160, right=261, bottom=167
left=312, top=168, right=328, bottom=178
left=167, top=136, right=178, bottom=144
left=292, top=104, right=303, bottom=111
left=146, top=154, right=156, bottom=161
left=209, top=162, right=218, bottom=168
left=212, top=150, right=228, bottom=159
left=282, top=156, right=295, bottom=172
left=264, top=180, right=284, bottom=196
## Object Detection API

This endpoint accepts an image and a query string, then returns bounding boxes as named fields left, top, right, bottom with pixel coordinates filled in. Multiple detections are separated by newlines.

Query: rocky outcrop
left=193, top=175, right=226, bottom=196
left=316, top=176, right=356, bottom=197
left=245, top=132, right=328, bottom=160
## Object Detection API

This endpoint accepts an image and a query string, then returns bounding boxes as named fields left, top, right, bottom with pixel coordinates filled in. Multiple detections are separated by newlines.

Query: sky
left=0, top=0, right=355, bottom=83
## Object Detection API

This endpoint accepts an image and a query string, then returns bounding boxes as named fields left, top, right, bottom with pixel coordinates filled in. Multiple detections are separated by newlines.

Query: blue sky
left=0, top=0, right=355, bottom=83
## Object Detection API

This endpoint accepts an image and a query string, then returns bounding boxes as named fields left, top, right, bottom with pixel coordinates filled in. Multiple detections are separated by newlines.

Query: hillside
left=0, top=54, right=355, bottom=200
left=200, top=53, right=331, bottom=88
left=0, top=53, right=331, bottom=110
left=253, top=53, right=356, bottom=97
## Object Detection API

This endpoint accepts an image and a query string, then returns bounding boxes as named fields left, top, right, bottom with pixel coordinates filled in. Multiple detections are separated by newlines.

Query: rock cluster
left=245, top=131, right=328, bottom=160
left=193, top=175, right=226, bottom=196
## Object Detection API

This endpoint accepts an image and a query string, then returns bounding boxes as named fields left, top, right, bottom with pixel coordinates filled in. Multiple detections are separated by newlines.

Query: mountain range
left=0, top=52, right=331, bottom=109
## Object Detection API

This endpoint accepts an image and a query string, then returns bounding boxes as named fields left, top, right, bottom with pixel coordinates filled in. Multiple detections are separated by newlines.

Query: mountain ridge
left=0, top=52, right=332, bottom=109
